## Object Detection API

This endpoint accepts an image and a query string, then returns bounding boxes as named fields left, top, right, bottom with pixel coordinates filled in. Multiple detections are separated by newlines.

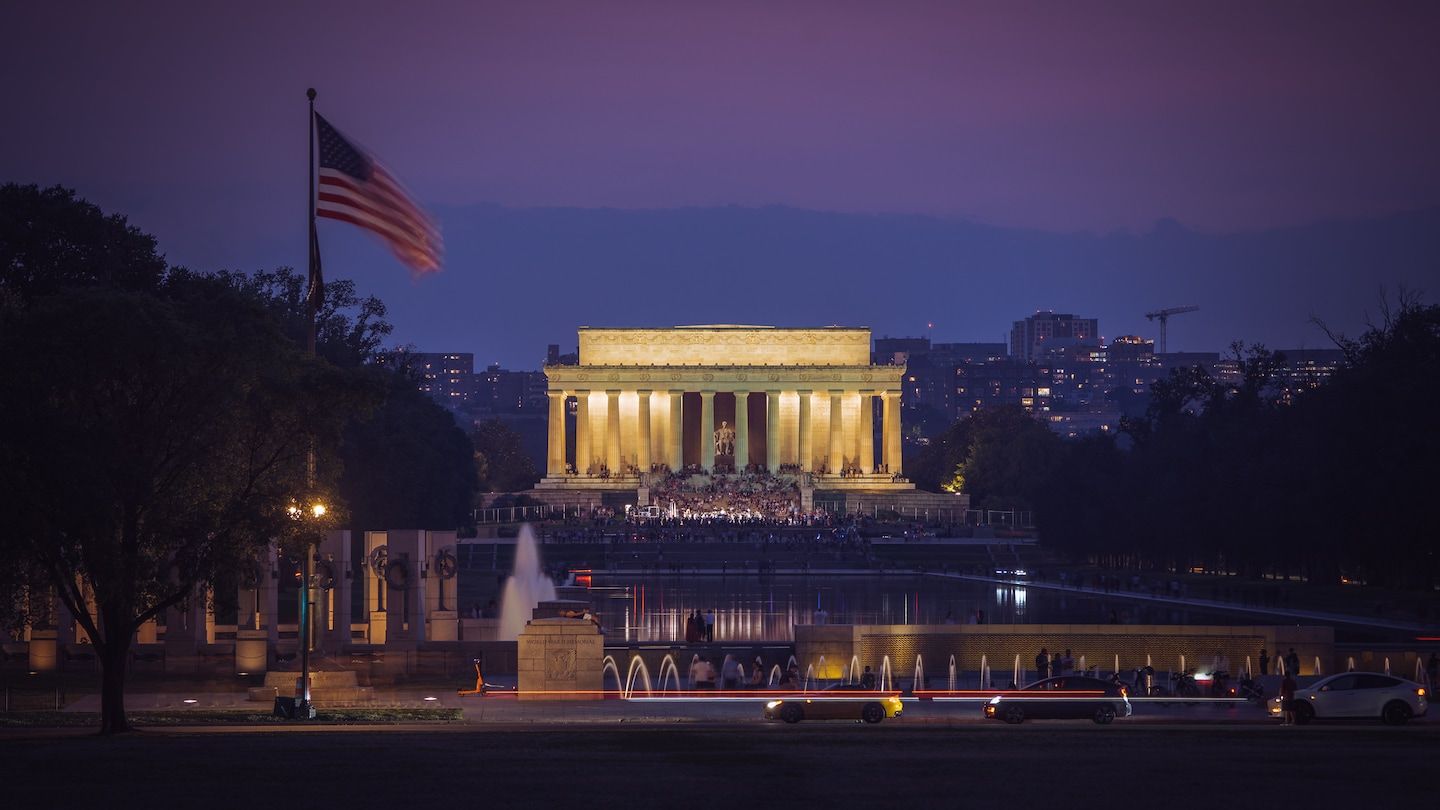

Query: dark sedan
left=983, top=676, right=1132, bottom=725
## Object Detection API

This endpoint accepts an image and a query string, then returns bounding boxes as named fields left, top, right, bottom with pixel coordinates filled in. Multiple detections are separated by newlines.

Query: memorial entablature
left=538, top=326, right=912, bottom=491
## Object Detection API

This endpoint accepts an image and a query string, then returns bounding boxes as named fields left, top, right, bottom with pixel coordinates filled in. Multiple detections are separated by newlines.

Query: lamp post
left=289, top=499, right=327, bottom=719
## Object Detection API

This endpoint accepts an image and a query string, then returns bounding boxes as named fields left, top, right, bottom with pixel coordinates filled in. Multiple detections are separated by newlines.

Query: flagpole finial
left=307, top=87, right=316, bottom=102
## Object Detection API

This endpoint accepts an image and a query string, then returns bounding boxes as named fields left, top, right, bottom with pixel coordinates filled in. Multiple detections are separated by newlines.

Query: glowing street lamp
left=288, top=496, right=329, bottom=719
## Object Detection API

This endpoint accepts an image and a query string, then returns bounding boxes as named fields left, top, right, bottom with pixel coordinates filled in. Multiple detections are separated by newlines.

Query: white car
left=1270, top=672, right=1428, bottom=725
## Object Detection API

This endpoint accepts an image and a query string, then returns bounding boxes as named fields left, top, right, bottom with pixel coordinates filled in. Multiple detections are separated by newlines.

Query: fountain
left=658, top=654, right=681, bottom=692
left=913, top=654, right=924, bottom=692
left=950, top=655, right=958, bottom=692
left=1275, top=656, right=1286, bottom=676
left=1012, top=654, right=1022, bottom=687
left=601, top=655, right=622, bottom=693
left=1078, top=654, right=1086, bottom=674
left=769, top=664, right=783, bottom=686
left=879, top=655, right=894, bottom=691
left=1347, top=656, right=1356, bottom=672
left=1384, top=656, right=1391, bottom=675
left=498, top=525, right=558, bottom=641
left=979, top=655, right=990, bottom=690
left=1313, top=656, right=1323, bottom=677
left=804, top=663, right=816, bottom=692
left=625, top=656, right=653, bottom=697
left=1416, top=659, right=1426, bottom=683
left=849, top=655, right=862, bottom=685
left=1114, top=654, right=1120, bottom=677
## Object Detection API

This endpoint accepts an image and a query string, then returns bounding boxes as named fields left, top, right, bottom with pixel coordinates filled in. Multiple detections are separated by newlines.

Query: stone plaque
left=546, top=649, right=577, bottom=680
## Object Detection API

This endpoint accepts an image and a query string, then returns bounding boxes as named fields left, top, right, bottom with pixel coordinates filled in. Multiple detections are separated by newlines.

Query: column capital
left=635, top=388, right=652, bottom=395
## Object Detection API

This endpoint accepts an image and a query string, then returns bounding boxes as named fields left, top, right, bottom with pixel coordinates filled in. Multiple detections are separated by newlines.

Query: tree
left=339, top=375, right=479, bottom=529
left=207, top=267, right=393, bottom=368
left=472, top=419, right=539, bottom=493
left=0, top=281, right=375, bottom=733
left=0, top=183, right=167, bottom=297
left=956, top=406, right=1063, bottom=510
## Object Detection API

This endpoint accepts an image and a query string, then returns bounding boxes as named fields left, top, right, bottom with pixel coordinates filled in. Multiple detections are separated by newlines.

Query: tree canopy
left=472, top=419, right=539, bottom=493
left=0, top=279, right=376, bottom=732
left=0, top=183, right=167, bottom=297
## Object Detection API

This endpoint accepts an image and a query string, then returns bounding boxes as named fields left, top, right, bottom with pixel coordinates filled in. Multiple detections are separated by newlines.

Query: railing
left=2, top=686, right=66, bottom=712
left=472, top=504, right=565, bottom=524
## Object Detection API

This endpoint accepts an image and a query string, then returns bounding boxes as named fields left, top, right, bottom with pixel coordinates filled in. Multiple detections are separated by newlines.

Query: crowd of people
left=645, top=472, right=821, bottom=524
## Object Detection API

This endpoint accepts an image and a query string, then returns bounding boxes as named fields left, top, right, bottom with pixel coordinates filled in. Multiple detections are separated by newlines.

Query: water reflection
left=580, top=575, right=1251, bottom=643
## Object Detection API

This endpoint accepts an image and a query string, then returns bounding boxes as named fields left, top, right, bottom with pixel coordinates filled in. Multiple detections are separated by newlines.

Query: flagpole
left=299, top=86, right=318, bottom=720
left=306, top=87, right=318, bottom=356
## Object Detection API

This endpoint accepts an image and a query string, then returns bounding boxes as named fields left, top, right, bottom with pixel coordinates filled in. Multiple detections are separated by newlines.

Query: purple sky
left=5, top=2, right=1439, bottom=363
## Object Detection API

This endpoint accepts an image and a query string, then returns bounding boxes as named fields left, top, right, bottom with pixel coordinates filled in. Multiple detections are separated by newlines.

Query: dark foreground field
left=3, top=723, right=1435, bottom=808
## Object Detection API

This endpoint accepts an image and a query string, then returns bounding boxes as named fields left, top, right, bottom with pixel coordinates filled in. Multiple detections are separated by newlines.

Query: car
left=983, top=676, right=1132, bottom=725
left=1269, top=672, right=1428, bottom=725
left=763, top=684, right=904, bottom=724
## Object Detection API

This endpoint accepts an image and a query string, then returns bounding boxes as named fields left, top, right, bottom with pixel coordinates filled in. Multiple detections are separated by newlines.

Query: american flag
left=314, top=112, right=442, bottom=274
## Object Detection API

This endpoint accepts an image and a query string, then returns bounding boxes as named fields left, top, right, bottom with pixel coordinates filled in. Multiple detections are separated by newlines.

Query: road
left=3, top=719, right=1435, bottom=809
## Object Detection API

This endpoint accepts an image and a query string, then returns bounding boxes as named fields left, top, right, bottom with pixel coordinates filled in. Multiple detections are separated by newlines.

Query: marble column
left=635, top=390, right=652, bottom=473
left=574, top=390, right=591, bottom=475
left=605, top=390, right=622, bottom=474
left=667, top=391, right=683, bottom=471
left=858, top=390, right=875, bottom=474
left=828, top=390, right=844, bottom=473
left=883, top=391, right=902, bottom=475
left=546, top=390, right=566, bottom=476
left=765, top=391, right=781, bottom=472
left=797, top=390, right=813, bottom=471
left=734, top=391, right=749, bottom=471
left=699, top=390, right=716, bottom=472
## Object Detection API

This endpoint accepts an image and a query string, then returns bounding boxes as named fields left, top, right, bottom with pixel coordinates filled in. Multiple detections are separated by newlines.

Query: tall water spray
left=498, top=524, right=558, bottom=641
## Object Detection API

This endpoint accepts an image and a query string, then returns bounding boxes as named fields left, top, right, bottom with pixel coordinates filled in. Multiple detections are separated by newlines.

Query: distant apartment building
left=1009, top=311, right=1100, bottom=362
left=875, top=337, right=1007, bottom=436
left=408, top=352, right=476, bottom=405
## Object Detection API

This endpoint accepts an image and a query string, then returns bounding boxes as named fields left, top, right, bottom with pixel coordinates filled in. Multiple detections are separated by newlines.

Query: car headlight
left=989, top=696, right=1001, bottom=704
left=766, top=701, right=781, bottom=710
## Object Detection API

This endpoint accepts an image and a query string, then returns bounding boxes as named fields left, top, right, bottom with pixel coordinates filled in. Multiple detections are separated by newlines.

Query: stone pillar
left=883, top=391, right=902, bottom=475
left=574, top=390, right=591, bottom=475
left=733, top=391, right=749, bottom=471
left=828, top=390, right=844, bottom=474
left=320, top=530, right=352, bottom=654
left=667, top=391, right=684, bottom=471
left=424, top=531, right=459, bottom=642
left=859, top=390, right=875, bottom=474
left=765, top=391, right=781, bottom=472
left=517, top=617, right=604, bottom=701
left=635, top=390, right=652, bottom=473
left=699, top=390, right=716, bottom=472
left=546, top=391, right=566, bottom=476
left=605, top=390, right=622, bottom=474
left=797, top=390, right=813, bottom=472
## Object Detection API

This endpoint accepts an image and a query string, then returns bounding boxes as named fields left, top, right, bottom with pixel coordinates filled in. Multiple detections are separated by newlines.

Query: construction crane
left=1144, top=305, right=1199, bottom=354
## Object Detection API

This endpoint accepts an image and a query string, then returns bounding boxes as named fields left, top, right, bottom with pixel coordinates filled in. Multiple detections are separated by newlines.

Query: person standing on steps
left=704, top=608, right=716, bottom=643
left=1035, top=648, right=1050, bottom=681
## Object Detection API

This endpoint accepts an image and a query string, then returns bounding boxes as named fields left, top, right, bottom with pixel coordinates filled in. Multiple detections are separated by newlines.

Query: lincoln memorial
left=537, top=325, right=913, bottom=492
